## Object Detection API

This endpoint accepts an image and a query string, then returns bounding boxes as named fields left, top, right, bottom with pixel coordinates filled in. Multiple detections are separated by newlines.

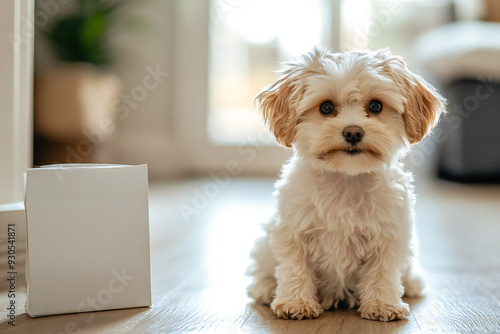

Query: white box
left=24, top=164, right=151, bottom=317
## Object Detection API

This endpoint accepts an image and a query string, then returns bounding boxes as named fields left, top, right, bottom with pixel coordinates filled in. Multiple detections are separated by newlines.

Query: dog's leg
left=247, top=235, right=277, bottom=305
left=402, top=261, right=424, bottom=298
left=270, top=233, right=323, bottom=320
left=403, top=229, right=425, bottom=298
left=357, top=244, right=410, bottom=322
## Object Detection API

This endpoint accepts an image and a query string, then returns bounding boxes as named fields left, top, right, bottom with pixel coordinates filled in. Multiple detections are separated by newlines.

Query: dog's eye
left=319, top=101, right=335, bottom=115
left=368, top=100, right=383, bottom=114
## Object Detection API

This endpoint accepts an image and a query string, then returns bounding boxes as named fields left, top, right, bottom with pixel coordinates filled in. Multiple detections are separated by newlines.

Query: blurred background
left=30, top=0, right=500, bottom=181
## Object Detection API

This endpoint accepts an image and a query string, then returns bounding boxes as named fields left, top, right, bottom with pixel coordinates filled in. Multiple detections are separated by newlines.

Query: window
left=169, top=0, right=339, bottom=174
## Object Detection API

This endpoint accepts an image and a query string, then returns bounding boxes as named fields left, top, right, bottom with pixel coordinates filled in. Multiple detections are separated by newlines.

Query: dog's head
left=256, top=48, right=446, bottom=175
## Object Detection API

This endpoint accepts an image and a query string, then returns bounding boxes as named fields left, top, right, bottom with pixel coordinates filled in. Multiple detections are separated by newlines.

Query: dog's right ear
left=255, top=67, right=306, bottom=148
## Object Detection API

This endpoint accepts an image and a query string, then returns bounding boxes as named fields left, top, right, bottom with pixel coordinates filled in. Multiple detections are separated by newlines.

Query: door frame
left=0, top=0, right=33, bottom=204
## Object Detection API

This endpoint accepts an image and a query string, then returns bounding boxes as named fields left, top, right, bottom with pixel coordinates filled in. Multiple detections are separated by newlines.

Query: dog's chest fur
left=273, top=157, right=414, bottom=287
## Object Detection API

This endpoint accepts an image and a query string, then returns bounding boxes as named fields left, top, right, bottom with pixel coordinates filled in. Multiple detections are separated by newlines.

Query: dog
left=246, top=48, right=445, bottom=321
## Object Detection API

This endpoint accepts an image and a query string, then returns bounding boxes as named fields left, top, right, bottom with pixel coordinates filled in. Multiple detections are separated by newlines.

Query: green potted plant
left=35, top=0, right=129, bottom=144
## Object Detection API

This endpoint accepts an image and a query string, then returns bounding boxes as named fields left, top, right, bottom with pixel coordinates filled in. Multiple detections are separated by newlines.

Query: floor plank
left=1, top=176, right=500, bottom=333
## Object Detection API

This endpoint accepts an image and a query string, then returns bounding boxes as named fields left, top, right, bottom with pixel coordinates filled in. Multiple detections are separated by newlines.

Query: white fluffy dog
left=247, top=48, right=445, bottom=322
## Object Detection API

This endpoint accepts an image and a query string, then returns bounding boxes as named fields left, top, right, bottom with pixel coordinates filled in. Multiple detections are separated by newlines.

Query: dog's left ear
left=375, top=49, right=446, bottom=144
left=402, top=73, right=446, bottom=144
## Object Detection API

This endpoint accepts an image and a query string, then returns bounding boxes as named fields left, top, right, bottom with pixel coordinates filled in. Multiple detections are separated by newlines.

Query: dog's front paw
left=271, top=298, right=323, bottom=320
left=359, top=301, right=410, bottom=322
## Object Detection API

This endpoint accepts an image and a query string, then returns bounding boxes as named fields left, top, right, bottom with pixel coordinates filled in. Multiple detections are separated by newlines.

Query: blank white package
left=24, top=164, right=151, bottom=317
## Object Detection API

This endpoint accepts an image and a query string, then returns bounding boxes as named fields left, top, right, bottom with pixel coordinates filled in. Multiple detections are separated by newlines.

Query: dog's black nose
left=343, top=126, right=364, bottom=145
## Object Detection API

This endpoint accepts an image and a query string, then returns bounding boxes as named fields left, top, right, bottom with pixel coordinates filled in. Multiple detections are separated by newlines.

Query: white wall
left=0, top=0, right=33, bottom=204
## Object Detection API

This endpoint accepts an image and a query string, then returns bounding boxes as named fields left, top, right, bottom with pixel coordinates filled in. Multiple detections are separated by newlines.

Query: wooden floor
left=2, top=174, right=500, bottom=333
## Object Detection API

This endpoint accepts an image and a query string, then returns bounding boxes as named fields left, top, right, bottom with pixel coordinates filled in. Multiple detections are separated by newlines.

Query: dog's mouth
left=344, top=147, right=362, bottom=156
left=317, top=146, right=382, bottom=160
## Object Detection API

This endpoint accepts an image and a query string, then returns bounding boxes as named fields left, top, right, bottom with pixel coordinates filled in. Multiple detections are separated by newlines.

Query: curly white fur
left=247, top=48, right=445, bottom=322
